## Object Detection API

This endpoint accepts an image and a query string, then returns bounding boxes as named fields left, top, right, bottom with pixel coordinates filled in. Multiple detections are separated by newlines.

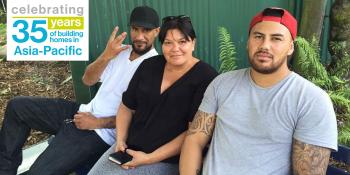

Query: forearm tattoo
left=187, top=110, right=216, bottom=136
left=292, top=139, right=331, bottom=175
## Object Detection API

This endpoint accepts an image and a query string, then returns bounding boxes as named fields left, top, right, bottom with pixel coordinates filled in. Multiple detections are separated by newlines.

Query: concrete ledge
left=17, top=139, right=49, bottom=174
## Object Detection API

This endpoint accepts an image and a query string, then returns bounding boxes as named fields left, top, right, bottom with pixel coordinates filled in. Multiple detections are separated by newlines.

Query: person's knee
left=6, top=96, right=30, bottom=111
left=6, top=96, right=29, bottom=114
left=5, top=96, right=37, bottom=123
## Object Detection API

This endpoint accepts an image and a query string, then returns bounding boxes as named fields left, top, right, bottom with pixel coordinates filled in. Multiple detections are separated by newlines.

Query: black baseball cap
left=130, top=6, right=159, bottom=29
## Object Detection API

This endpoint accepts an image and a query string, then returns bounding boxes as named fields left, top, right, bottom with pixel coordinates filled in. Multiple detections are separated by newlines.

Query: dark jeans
left=0, top=96, right=110, bottom=175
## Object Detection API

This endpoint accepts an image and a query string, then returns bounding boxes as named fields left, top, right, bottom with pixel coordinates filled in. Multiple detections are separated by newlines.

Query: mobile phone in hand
left=108, top=151, right=133, bottom=165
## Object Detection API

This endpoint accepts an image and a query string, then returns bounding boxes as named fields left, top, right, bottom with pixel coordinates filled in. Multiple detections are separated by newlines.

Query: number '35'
left=12, top=20, right=47, bottom=43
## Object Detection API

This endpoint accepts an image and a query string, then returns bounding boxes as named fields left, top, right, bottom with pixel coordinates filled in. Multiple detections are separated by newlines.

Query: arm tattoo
left=187, top=110, right=216, bottom=136
left=101, top=116, right=116, bottom=128
left=292, top=139, right=331, bottom=175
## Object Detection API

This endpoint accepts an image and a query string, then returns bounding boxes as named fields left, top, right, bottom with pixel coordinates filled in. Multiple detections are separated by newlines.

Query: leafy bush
left=217, top=27, right=237, bottom=73
left=0, top=6, right=6, bottom=23
left=293, top=37, right=332, bottom=88
left=329, top=41, right=350, bottom=79
left=0, top=23, right=6, bottom=46
left=0, top=22, right=5, bottom=60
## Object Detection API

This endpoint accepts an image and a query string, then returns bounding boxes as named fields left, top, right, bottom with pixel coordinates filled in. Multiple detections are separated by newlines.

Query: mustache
left=132, top=40, right=147, bottom=45
left=254, top=51, right=273, bottom=58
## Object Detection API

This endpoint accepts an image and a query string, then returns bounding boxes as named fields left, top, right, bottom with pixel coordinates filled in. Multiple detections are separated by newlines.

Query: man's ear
left=246, top=32, right=252, bottom=51
left=154, top=27, right=160, bottom=37
left=246, top=40, right=249, bottom=51
left=287, top=41, right=294, bottom=56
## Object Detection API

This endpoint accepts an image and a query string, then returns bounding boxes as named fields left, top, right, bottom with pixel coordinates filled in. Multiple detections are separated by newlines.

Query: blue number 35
left=12, top=20, right=48, bottom=43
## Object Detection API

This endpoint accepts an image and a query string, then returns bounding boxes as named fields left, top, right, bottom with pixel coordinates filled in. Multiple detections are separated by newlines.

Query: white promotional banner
left=7, top=0, right=89, bottom=61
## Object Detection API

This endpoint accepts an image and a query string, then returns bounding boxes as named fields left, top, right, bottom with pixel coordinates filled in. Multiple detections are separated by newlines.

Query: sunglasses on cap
left=162, top=15, right=191, bottom=24
left=262, top=8, right=284, bottom=18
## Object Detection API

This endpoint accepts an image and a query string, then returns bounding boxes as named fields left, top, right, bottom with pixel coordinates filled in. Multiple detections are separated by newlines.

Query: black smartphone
left=108, top=151, right=133, bottom=165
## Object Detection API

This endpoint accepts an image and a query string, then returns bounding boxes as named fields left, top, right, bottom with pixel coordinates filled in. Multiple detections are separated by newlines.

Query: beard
left=249, top=52, right=286, bottom=74
left=132, top=41, right=153, bottom=55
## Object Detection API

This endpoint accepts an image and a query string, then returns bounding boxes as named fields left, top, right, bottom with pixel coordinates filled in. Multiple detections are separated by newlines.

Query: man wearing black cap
left=180, top=7, right=337, bottom=175
left=0, top=6, right=160, bottom=175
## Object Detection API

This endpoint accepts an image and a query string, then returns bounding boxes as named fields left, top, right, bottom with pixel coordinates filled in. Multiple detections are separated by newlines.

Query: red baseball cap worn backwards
left=249, top=7, right=298, bottom=40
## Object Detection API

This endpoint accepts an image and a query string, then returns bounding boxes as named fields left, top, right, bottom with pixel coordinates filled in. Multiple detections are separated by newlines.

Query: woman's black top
left=122, top=55, right=218, bottom=163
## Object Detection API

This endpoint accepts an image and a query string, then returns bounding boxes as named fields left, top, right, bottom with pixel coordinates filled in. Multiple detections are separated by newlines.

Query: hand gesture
left=101, top=26, right=129, bottom=60
left=73, top=112, right=99, bottom=130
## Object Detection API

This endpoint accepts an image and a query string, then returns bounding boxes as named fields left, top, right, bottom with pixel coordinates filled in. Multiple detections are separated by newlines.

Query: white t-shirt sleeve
left=293, top=91, right=338, bottom=151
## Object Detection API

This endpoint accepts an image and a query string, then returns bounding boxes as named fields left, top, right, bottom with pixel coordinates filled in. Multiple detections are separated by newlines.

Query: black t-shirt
left=122, top=55, right=218, bottom=163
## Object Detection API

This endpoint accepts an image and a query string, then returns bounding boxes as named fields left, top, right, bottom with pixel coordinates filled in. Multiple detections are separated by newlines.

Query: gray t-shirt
left=199, top=68, right=337, bottom=175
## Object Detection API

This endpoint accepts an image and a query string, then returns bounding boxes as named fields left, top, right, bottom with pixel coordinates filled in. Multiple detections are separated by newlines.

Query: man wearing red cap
left=180, top=7, right=337, bottom=175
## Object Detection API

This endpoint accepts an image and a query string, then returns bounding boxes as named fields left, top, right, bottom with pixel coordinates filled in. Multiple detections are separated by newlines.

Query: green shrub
left=217, top=27, right=237, bottom=73
left=0, top=7, right=5, bottom=23
left=293, top=37, right=331, bottom=88
left=0, top=23, right=6, bottom=46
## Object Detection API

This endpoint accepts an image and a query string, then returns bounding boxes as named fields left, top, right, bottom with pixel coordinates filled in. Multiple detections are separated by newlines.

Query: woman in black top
left=88, top=15, right=218, bottom=175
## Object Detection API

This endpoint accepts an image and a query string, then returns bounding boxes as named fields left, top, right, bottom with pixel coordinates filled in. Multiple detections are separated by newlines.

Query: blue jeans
left=0, top=96, right=110, bottom=175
